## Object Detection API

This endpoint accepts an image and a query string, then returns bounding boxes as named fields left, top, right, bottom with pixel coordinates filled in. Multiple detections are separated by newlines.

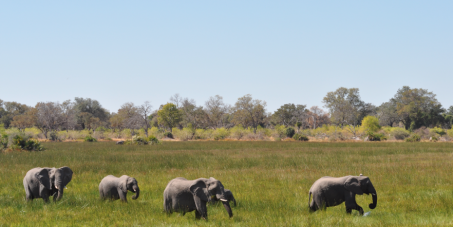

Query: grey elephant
left=23, top=166, right=73, bottom=202
left=163, top=177, right=233, bottom=220
left=210, top=188, right=236, bottom=207
left=99, top=175, right=140, bottom=202
left=308, top=175, right=377, bottom=215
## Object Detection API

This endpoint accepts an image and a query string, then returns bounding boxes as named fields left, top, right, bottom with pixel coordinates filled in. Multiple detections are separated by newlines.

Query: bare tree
left=35, top=102, right=64, bottom=139
left=60, top=100, right=77, bottom=132
left=205, top=95, right=231, bottom=129
left=137, top=101, right=152, bottom=137
left=118, top=102, right=142, bottom=139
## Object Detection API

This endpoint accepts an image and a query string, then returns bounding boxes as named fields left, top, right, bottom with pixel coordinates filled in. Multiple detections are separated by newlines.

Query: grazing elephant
left=99, top=175, right=140, bottom=202
left=210, top=188, right=237, bottom=207
left=308, top=174, right=377, bottom=215
left=23, top=166, right=73, bottom=202
left=163, top=177, right=233, bottom=220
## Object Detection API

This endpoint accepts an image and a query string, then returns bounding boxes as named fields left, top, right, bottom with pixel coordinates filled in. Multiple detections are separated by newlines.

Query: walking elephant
left=210, top=188, right=236, bottom=207
left=163, top=177, right=233, bottom=220
left=23, top=166, right=73, bottom=202
left=99, top=175, right=140, bottom=202
left=308, top=174, right=377, bottom=215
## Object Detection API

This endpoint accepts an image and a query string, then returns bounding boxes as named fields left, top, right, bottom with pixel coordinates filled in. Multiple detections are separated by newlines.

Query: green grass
left=1, top=141, right=453, bottom=226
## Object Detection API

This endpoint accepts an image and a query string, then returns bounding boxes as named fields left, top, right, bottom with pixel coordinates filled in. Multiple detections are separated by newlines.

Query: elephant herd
left=23, top=166, right=377, bottom=220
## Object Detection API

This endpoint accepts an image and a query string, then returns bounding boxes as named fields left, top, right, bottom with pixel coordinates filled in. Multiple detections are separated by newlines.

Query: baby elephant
left=210, top=188, right=237, bottom=207
left=308, top=175, right=377, bottom=215
left=99, top=175, right=140, bottom=202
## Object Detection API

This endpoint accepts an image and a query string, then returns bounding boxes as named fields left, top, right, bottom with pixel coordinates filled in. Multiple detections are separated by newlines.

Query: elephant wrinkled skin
left=99, top=175, right=140, bottom=202
left=163, top=177, right=233, bottom=220
left=308, top=175, right=377, bottom=215
left=23, top=166, right=73, bottom=202
left=210, top=188, right=237, bottom=207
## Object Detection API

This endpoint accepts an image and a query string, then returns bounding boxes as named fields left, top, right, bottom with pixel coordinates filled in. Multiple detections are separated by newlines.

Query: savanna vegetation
left=1, top=141, right=453, bottom=226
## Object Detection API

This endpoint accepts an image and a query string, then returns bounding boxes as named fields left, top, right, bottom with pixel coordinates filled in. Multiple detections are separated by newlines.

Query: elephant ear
left=189, top=180, right=209, bottom=202
left=118, top=177, right=128, bottom=193
left=35, top=168, right=51, bottom=190
left=60, top=166, right=73, bottom=186
left=344, top=176, right=363, bottom=195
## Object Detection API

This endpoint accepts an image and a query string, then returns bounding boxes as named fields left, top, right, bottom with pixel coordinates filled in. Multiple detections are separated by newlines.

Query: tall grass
left=1, top=142, right=453, bottom=226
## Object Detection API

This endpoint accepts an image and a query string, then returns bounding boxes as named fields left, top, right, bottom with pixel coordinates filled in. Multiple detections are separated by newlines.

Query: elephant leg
left=39, top=185, right=49, bottom=203
left=117, top=188, right=127, bottom=202
left=195, top=210, right=201, bottom=219
left=345, top=194, right=363, bottom=215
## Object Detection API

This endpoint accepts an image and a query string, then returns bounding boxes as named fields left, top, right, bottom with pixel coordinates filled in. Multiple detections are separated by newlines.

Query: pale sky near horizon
left=1, top=1, right=452, bottom=113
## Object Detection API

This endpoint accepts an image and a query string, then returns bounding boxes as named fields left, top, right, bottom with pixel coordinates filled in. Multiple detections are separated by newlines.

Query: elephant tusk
left=220, top=199, right=228, bottom=202
left=65, top=186, right=68, bottom=189
left=55, top=185, right=58, bottom=189
left=134, top=189, right=136, bottom=192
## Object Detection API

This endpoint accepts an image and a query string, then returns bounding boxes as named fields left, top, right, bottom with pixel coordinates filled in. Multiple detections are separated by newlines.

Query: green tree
left=231, top=94, right=267, bottom=134
left=361, top=116, right=381, bottom=132
left=391, top=86, right=444, bottom=130
left=272, top=103, right=307, bottom=127
left=74, top=97, right=109, bottom=129
left=158, top=103, right=182, bottom=132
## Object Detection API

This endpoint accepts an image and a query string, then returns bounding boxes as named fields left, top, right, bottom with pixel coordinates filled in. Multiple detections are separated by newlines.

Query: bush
left=4, top=133, right=44, bottom=151
left=132, top=135, right=148, bottom=145
left=285, top=127, right=295, bottom=138
left=49, top=131, right=60, bottom=141
left=391, top=128, right=410, bottom=140
left=213, top=127, right=230, bottom=140
left=230, top=125, right=246, bottom=140
left=163, top=132, right=173, bottom=139
left=361, top=116, right=381, bottom=132
left=0, top=134, right=8, bottom=150
left=293, top=133, right=309, bottom=141
left=84, top=136, right=97, bottom=142
left=405, top=134, right=421, bottom=142
left=430, top=127, right=446, bottom=136
left=430, top=136, right=438, bottom=142
left=367, top=132, right=387, bottom=141
left=147, top=135, right=160, bottom=145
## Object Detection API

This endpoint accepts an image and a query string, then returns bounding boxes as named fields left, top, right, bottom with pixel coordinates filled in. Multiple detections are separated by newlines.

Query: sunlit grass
left=1, top=141, right=453, bottom=226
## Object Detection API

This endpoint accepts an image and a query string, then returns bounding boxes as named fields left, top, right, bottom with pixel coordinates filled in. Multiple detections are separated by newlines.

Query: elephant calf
left=210, top=188, right=236, bottom=207
left=163, top=177, right=233, bottom=220
left=99, top=175, right=140, bottom=202
left=308, top=174, right=377, bottom=215
left=23, top=166, right=73, bottom=202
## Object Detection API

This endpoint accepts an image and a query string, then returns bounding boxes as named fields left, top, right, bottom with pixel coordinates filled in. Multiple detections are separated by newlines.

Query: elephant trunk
left=232, top=197, right=237, bottom=207
left=132, top=185, right=140, bottom=200
left=369, top=187, right=377, bottom=209
left=221, top=200, right=233, bottom=218
left=55, top=187, right=64, bottom=201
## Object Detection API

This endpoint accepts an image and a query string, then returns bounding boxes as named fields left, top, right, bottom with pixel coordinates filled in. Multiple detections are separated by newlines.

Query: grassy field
left=1, top=141, right=453, bottom=226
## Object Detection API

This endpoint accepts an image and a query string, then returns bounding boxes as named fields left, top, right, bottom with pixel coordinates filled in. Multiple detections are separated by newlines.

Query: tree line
left=1, top=86, right=452, bottom=138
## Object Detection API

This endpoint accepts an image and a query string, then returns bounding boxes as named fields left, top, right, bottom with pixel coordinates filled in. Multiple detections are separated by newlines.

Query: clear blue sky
left=1, top=1, right=452, bottom=113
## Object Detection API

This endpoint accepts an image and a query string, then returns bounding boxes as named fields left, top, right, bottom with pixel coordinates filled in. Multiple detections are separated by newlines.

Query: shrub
left=132, top=136, right=147, bottom=145
left=391, top=128, right=410, bottom=140
left=49, top=131, right=60, bottom=141
left=173, top=128, right=193, bottom=141
left=147, top=135, right=160, bottom=145
left=163, top=132, right=173, bottom=139
left=84, top=136, right=97, bottom=142
left=430, top=127, right=446, bottom=136
left=405, top=134, right=421, bottom=142
left=0, top=134, right=8, bottom=150
left=293, top=133, right=309, bottom=141
left=230, top=125, right=246, bottom=140
left=366, top=132, right=387, bottom=141
left=430, top=136, right=438, bottom=142
left=361, top=116, right=381, bottom=132
left=213, top=127, right=230, bottom=140
left=285, top=127, right=295, bottom=138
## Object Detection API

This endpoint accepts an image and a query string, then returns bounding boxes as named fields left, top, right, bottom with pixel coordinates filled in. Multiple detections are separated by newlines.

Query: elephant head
left=120, top=176, right=140, bottom=200
left=190, top=177, right=233, bottom=218
left=35, top=168, right=51, bottom=190
left=344, top=175, right=377, bottom=209
left=49, top=166, right=73, bottom=201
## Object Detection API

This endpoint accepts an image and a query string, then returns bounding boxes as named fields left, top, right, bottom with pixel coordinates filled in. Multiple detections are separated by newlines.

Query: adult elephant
left=23, top=166, right=73, bottom=202
left=210, top=188, right=237, bottom=207
left=163, top=177, right=233, bottom=220
left=99, top=175, right=140, bottom=202
left=308, top=174, right=377, bottom=215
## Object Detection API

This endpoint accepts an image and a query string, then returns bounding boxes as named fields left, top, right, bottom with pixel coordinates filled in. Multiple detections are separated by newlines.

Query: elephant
left=99, top=175, right=140, bottom=202
left=308, top=174, right=377, bottom=215
left=210, top=188, right=236, bottom=207
left=23, top=166, right=73, bottom=202
left=163, top=177, right=233, bottom=220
